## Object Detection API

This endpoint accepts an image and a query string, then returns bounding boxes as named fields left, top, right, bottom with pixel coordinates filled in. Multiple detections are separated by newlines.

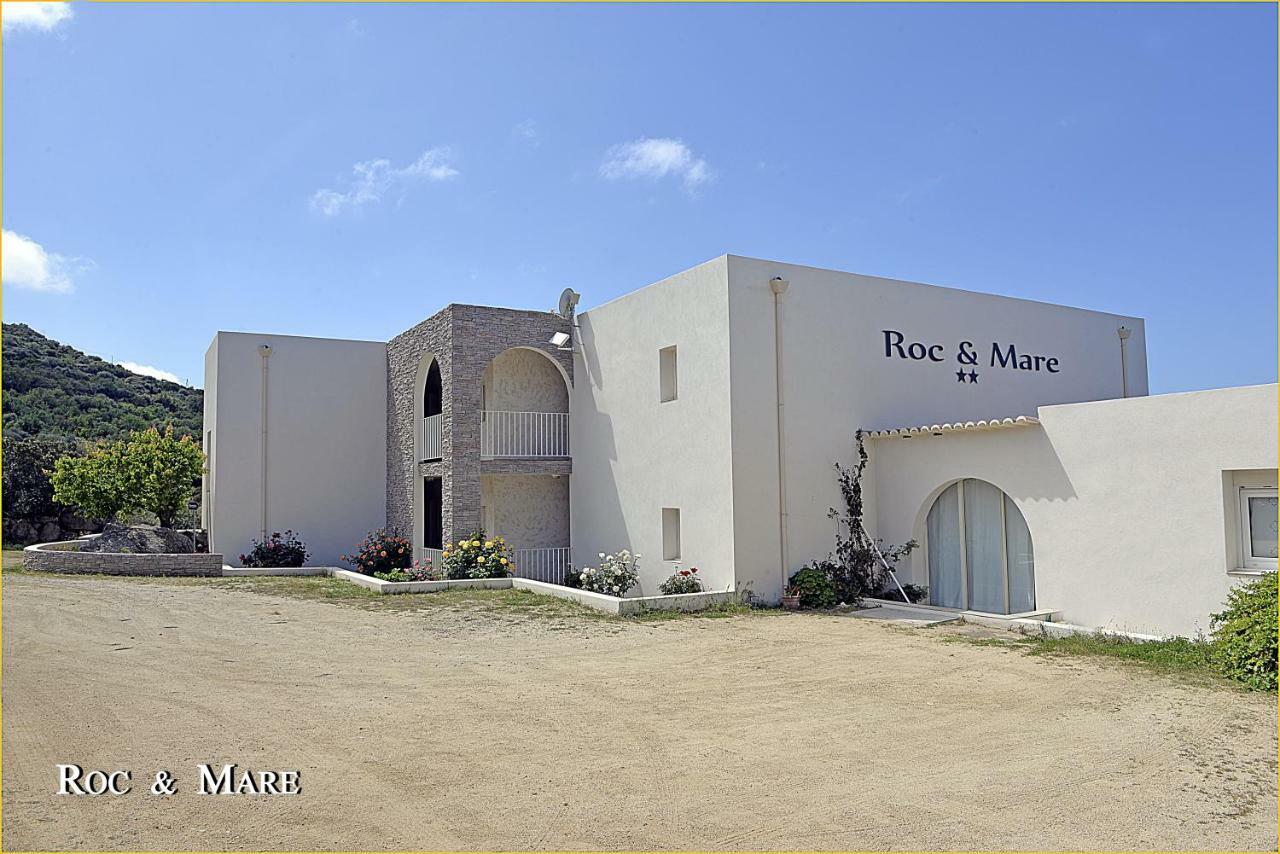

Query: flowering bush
left=240, top=530, right=309, bottom=568
left=375, top=560, right=443, bottom=583
left=578, top=549, right=640, bottom=597
left=342, top=529, right=412, bottom=576
left=658, top=566, right=703, bottom=595
left=440, top=531, right=515, bottom=579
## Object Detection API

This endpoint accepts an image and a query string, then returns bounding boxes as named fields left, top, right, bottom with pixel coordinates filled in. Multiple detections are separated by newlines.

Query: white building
left=203, top=255, right=1276, bottom=637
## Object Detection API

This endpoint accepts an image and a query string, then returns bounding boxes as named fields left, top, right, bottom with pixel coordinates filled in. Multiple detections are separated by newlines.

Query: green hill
left=2, top=322, right=203, bottom=441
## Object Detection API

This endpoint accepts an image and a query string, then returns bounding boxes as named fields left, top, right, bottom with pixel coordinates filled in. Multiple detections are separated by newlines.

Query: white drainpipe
left=770, top=276, right=790, bottom=596
left=259, top=344, right=272, bottom=539
left=1117, top=326, right=1131, bottom=398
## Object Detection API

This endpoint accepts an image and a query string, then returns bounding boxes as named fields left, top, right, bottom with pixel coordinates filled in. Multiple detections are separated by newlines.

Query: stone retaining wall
left=24, top=541, right=224, bottom=576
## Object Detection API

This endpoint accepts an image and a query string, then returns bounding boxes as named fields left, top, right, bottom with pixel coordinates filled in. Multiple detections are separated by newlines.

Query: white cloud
left=119, top=361, right=182, bottom=384
left=600, top=137, right=713, bottom=193
left=310, top=148, right=459, bottom=216
left=2, top=1, right=72, bottom=33
left=2, top=229, right=85, bottom=294
left=512, top=119, right=538, bottom=146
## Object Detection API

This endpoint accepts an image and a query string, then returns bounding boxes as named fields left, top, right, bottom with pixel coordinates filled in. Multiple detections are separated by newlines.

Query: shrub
left=873, top=582, right=928, bottom=604
left=578, top=549, right=639, bottom=597
left=343, top=529, right=412, bottom=576
left=1210, top=573, right=1278, bottom=691
left=440, top=531, right=514, bottom=579
left=375, top=561, right=443, bottom=583
left=240, top=530, right=309, bottom=568
left=658, top=566, right=703, bottom=595
left=788, top=564, right=837, bottom=609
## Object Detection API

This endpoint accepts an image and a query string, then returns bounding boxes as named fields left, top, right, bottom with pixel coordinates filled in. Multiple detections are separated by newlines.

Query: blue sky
left=3, top=2, right=1275, bottom=392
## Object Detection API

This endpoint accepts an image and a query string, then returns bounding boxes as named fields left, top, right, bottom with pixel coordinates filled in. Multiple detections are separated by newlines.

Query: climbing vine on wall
left=825, top=429, right=918, bottom=605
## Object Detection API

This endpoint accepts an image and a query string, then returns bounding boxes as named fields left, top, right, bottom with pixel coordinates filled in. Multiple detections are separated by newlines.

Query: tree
left=51, top=440, right=131, bottom=523
left=122, top=426, right=204, bottom=527
left=51, top=426, right=203, bottom=528
left=3, top=434, right=82, bottom=518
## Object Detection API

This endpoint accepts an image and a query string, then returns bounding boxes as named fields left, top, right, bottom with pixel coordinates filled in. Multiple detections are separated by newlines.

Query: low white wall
left=869, top=384, right=1277, bottom=637
left=213, top=568, right=739, bottom=614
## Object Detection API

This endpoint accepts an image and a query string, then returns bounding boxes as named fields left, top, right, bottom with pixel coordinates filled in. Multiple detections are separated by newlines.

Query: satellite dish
left=557, top=288, right=580, bottom=319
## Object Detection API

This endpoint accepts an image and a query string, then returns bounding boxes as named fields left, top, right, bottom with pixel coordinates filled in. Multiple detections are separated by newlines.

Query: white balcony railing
left=417, top=414, right=443, bottom=462
left=417, top=546, right=444, bottom=569
left=481, top=411, right=569, bottom=459
left=512, top=547, right=572, bottom=585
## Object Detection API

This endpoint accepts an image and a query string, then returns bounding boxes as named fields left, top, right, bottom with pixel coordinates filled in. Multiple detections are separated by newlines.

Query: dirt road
left=3, top=572, right=1275, bottom=850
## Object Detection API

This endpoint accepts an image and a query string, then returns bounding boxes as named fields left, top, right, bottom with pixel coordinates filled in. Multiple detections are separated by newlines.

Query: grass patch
left=630, top=601, right=760, bottom=621
left=942, top=628, right=1229, bottom=687
left=1024, top=632, right=1216, bottom=673
left=2, top=565, right=764, bottom=624
left=3, top=549, right=27, bottom=570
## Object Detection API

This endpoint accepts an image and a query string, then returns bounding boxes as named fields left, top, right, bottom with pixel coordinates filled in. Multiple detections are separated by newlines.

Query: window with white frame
left=1239, top=488, right=1278, bottom=571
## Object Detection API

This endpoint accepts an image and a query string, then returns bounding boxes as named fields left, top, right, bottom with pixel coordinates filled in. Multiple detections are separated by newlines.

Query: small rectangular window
left=659, top=346, right=678, bottom=402
left=662, top=507, right=681, bottom=560
left=1240, top=488, right=1278, bottom=570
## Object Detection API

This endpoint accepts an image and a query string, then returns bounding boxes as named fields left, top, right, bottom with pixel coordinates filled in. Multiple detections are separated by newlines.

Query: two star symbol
left=956, top=369, right=980, bottom=383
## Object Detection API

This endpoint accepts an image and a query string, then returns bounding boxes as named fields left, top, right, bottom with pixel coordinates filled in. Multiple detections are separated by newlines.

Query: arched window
left=926, top=479, right=1034, bottom=614
left=423, top=360, right=442, bottom=418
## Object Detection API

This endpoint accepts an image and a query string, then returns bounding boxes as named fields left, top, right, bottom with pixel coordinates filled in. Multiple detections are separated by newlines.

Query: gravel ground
left=2, top=571, right=1275, bottom=851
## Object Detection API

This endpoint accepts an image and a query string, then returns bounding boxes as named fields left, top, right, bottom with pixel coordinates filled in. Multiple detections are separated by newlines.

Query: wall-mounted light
left=549, top=331, right=571, bottom=349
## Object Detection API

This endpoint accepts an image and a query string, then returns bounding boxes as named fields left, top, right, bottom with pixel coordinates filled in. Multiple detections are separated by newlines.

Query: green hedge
left=1210, top=573, right=1277, bottom=691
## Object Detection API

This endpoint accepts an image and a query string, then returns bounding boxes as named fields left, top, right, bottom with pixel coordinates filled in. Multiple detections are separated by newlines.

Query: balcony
left=417, top=413, right=443, bottom=462
left=481, top=410, right=569, bottom=459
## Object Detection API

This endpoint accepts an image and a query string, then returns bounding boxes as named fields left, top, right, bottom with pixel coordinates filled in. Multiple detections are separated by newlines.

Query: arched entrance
left=925, top=479, right=1034, bottom=614
left=477, top=346, right=572, bottom=583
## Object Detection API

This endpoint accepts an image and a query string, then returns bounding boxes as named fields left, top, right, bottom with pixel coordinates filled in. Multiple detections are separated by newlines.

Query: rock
left=3, top=519, right=39, bottom=546
left=58, top=509, right=103, bottom=535
left=81, top=523, right=194, bottom=554
left=4, top=512, right=106, bottom=546
left=172, top=529, right=209, bottom=553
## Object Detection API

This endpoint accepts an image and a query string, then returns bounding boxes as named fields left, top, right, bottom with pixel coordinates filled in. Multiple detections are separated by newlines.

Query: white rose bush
left=577, top=549, right=640, bottom=597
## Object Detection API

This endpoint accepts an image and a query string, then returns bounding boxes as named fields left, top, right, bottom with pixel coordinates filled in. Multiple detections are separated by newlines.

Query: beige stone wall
left=386, top=305, right=573, bottom=557
left=482, top=347, right=569, bottom=413
left=480, top=474, right=569, bottom=549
